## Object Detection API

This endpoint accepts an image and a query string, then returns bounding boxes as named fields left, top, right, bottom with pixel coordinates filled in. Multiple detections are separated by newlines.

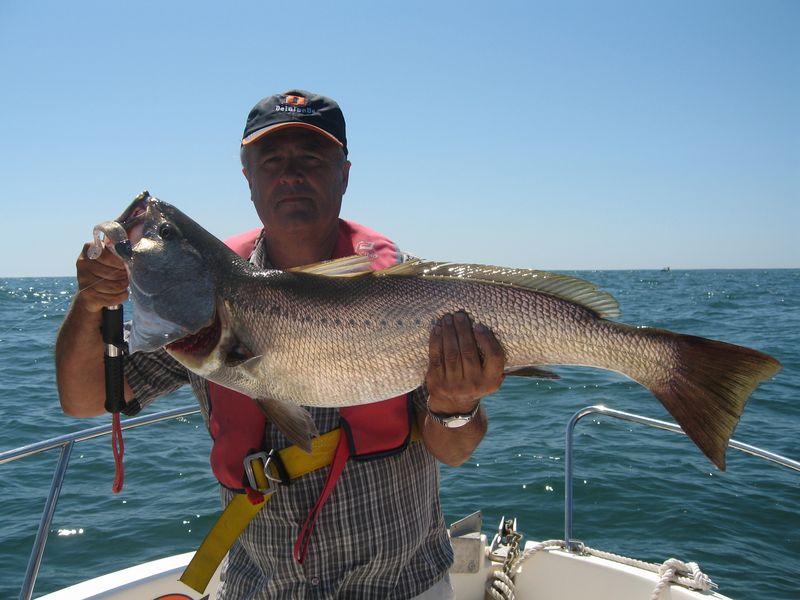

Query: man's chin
left=270, top=210, right=327, bottom=234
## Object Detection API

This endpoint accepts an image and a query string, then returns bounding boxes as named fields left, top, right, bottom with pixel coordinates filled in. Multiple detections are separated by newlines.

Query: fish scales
left=220, top=273, right=674, bottom=408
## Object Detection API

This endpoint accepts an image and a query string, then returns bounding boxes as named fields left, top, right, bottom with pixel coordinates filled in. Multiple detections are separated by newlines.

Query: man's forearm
left=418, top=405, right=487, bottom=467
left=55, top=298, right=132, bottom=417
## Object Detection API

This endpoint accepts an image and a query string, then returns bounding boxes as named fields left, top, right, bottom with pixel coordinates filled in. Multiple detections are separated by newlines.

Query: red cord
left=293, top=433, right=350, bottom=564
left=111, top=413, right=125, bottom=493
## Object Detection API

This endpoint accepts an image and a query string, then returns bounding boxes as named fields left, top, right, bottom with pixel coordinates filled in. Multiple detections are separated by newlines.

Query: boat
left=2, top=404, right=797, bottom=600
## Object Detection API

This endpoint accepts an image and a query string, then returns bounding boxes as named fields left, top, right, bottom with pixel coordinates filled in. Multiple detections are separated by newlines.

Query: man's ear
left=341, top=160, right=351, bottom=194
left=242, top=167, right=252, bottom=191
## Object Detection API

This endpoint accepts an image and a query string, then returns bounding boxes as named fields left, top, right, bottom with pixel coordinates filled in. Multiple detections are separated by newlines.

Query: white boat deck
left=37, top=539, right=732, bottom=600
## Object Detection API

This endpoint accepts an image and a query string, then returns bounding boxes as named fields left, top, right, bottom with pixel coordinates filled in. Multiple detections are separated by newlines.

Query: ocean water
left=0, top=270, right=797, bottom=599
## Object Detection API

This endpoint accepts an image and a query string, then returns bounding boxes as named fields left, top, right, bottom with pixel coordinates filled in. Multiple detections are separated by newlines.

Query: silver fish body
left=104, top=193, right=781, bottom=468
left=208, top=272, right=659, bottom=407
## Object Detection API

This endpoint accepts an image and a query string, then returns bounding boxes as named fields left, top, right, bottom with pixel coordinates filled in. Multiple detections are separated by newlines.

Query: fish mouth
left=166, top=313, right=221, bottom=357
left=89, top=191, right=156, bottom=261
left=116, top=190, right=150, bottom=226
left=115, top=190, right=153, bottom=248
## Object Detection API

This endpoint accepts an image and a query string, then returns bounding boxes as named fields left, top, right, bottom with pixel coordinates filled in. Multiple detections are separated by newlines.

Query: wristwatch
left=426, top=402, right=481, bottom=428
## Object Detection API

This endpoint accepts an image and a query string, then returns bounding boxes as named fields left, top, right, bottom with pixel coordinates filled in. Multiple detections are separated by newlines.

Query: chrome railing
left=563, top=405, right=800, bottom=551
left=4, top=403, right=798, bottom=598
left=0, top=405, right=201, bottom=600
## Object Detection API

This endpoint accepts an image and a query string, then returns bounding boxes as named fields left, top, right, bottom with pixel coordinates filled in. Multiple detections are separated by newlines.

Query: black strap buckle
left=243, top=449, right=290, bottom=495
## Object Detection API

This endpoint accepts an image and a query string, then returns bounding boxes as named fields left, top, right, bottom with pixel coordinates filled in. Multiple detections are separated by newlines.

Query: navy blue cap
left=242, top=90, right=347, bottom=155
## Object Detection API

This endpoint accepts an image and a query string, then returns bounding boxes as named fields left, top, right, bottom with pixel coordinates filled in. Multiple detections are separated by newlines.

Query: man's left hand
left=425, top=311, right=505, bottom=415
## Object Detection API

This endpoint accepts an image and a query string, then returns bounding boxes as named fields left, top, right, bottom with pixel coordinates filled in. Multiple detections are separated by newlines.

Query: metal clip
left=243, top=449, right=290, bottom=495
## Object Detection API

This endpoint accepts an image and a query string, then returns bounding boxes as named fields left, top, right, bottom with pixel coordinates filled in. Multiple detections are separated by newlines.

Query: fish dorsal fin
left=287, top=254, right=374, bottom=277
left=376, top=260, right=621, bottom=319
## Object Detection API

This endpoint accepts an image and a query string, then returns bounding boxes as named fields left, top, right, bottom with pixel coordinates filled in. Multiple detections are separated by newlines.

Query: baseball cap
left=241, top=90, right=347, bottom=155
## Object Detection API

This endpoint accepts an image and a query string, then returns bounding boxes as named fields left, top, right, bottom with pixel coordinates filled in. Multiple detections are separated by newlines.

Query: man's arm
left=55, top=244, right=134, bottom=417
left=418, top=312, right=505, bottom=466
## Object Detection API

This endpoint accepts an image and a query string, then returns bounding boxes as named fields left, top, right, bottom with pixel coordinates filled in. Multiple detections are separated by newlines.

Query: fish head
left=103, top=192, right=225, bottom=354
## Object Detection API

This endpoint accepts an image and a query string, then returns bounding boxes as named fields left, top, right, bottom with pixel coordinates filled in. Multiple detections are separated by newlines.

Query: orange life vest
left=208, top=219, right=413, bottom=494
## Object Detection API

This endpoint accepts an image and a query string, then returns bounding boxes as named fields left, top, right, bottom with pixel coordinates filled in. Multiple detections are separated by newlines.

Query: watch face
left=444, top=416, right=470, bottom=428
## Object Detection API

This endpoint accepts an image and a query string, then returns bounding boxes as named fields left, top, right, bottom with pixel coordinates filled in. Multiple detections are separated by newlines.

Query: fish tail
left=649, top=334, right=781, bottom=470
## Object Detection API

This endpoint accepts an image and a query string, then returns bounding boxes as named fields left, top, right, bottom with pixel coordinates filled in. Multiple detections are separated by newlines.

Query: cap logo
left=275, top=94, right=314, bottom=114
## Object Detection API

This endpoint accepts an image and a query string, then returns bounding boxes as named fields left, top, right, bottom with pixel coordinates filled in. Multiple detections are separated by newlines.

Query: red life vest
left=208, top=219, right=413, bottom=494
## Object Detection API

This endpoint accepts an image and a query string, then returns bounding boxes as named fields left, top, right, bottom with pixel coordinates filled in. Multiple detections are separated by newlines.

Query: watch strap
left=426, top=401, right=481, bottom=428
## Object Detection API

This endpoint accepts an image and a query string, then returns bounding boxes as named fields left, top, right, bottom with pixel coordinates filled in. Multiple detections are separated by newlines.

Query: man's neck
left=262, top=221, right=340, bottom=270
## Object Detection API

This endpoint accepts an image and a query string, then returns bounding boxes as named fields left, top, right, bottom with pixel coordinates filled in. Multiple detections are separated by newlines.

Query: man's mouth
left=278, top=196, right=312, bottom=204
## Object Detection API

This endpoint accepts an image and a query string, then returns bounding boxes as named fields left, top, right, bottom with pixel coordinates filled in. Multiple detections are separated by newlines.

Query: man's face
left=243, top=128, right=350, bottom=236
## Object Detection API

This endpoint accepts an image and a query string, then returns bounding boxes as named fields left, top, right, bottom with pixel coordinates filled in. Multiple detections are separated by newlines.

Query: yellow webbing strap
left=180, top=425, right=421, bottom=594
left=180, top=427, right=344, bottom=592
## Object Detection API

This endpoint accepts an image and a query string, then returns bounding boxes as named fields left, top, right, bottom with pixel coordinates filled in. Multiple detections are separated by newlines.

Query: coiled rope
left=485, top=539, right=716, bottom=600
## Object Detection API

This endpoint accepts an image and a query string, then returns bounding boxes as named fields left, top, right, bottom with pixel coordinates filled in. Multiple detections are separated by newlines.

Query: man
left=55, top=90, right=505, bottom=599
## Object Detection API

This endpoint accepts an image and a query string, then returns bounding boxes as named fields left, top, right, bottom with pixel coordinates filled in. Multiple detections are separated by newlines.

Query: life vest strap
left=180, top=425, right=420, bottom=593
left=180, top=427, right=343, bottom=593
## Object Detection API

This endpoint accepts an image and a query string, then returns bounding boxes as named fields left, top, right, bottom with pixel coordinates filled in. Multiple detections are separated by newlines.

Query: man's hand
left=75, top=243, right=129, bottom=313
left=56, top=243, right=133, bottom=417
left=425, top=311, right=505, bottom=414
left=420, top=311, right=505, bottom=466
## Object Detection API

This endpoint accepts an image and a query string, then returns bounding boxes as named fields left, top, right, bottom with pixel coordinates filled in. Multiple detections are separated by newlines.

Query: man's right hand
left=75, top=242, right=129, bottom=313
left=56, top=243, right=133, bottom=417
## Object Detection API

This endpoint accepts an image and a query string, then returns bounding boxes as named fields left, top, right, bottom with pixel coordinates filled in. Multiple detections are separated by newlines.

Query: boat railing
left=563, top=405, right=800, bottom=551
left=0, top=405, right=202, bottom=600
left=3, top=403, right=799, bottom=599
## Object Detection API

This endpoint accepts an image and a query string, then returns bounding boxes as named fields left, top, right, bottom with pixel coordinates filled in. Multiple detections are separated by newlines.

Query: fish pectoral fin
left=224, top=341, right=260, bottom=367
left=287, top=254, right=373, bottom=277
left=505, top=366, right=560, bottom=379
left=254, top=398, right=319, bottom=453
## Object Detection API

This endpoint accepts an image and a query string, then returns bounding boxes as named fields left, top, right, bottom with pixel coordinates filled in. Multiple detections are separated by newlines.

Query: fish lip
left=111, top=191, right=161, bottom=253
left=115, top=191, right=153, bottom=233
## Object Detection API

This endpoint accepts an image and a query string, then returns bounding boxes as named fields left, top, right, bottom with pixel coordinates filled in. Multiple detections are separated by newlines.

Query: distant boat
left=661, top=266, right=671, bottom=272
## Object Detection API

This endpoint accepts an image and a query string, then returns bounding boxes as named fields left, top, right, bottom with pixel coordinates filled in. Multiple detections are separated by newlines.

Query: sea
left=0, top=270, right=798, bottom=599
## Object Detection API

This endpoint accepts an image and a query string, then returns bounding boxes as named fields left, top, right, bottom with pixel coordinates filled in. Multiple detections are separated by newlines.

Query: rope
left=577, top=547, right=716, bottom=593
left=485, top=570, right=515, bottom=600
left=651, top=558, right=714, bottom=599
left=111, top=413, right=125, bottom=493
left=484, top=538, right=716, bottom=600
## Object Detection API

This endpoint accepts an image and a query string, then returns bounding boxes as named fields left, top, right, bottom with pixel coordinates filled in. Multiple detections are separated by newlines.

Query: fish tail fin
left=650, top=334, right=780, bottom=470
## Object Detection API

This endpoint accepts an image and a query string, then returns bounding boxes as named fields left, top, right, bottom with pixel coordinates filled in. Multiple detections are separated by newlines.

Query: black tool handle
left=102, top=305, right=126, bottom=413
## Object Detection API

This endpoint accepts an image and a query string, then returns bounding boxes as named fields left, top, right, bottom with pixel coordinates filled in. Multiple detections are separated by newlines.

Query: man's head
left=241, top=90, right=351, bottom=242
left=241, top=90, right=347, bottom=168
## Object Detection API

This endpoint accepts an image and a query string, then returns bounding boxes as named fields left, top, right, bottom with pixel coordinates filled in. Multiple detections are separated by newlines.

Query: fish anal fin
left=505, top=366, right=560, bottom=379
left=647, top=333, right=781, bottom=470
left=254, top=398, right=319, bottom=453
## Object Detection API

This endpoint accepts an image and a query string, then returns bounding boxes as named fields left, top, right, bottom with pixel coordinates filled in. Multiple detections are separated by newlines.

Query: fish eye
left=158, top=222, right=174, bottom=240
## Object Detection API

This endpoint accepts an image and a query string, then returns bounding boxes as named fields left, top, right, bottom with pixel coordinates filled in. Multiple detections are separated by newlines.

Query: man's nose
left=279, top=158, right=304, bottom=184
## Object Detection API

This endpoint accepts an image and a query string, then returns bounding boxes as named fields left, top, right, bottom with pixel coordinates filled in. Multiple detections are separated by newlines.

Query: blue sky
left=1, top=0, right=797, bottom=276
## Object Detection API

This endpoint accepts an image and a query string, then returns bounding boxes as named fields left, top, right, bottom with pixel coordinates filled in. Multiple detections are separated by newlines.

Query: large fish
left=93, top=192, right=780, bottom=469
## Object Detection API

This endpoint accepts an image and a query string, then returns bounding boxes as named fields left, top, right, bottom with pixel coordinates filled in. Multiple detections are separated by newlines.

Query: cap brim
left=242, top=122, right=343, bottom=147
